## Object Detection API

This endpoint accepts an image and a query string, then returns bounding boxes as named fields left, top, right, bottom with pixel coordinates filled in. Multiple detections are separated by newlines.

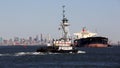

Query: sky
left=0, top=0, right=120, bottom=43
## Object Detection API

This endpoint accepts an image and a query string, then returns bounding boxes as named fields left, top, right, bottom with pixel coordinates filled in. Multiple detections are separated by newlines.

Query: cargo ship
left=74, top=27, right=109, bottom=47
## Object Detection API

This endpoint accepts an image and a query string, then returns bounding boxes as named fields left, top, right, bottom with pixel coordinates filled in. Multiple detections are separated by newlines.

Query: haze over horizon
left=0, top=0, right=120, bottom=43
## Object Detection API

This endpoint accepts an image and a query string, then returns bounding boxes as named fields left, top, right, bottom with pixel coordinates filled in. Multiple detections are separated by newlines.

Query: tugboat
left=74, top=27, right=109, bottom=47
left=36, top=6, right=79, bottom=53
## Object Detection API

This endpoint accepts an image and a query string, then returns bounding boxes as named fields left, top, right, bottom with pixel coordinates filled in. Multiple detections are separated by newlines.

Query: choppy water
left=0, top=46, right=120, bottom=68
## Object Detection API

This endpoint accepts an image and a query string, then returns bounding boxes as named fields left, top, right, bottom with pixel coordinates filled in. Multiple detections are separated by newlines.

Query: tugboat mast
left=60, top=5, right=70, bottom=41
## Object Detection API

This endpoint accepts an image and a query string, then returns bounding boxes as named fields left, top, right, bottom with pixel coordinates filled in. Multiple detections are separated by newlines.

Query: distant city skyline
left=0, top=0, right=120, bottom=43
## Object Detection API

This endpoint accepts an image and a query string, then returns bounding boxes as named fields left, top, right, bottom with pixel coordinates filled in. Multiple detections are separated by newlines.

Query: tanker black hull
left=74, top=37, right=109, bottom=47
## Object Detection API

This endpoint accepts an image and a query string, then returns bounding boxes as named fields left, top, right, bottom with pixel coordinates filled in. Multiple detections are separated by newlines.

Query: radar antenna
left=62, top=5, right=65, bottom=19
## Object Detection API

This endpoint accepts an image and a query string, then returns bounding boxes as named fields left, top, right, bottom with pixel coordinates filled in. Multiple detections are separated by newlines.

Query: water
left=0, top=46, right=120, bottom=68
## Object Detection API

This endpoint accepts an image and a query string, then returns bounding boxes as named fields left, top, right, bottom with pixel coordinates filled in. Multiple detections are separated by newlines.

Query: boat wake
left=0, top=52, right=46, bottom=56
left=77, top=50, right=86, bottom=54
left=0, top=50, right=86, bottom=56
left=14, top=52, right=45, bottom=56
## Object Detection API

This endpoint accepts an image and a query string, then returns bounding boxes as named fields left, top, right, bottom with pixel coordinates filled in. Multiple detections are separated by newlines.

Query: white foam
left=14, top=52, right=45, bottom=56
left=0, top=54, right=3, bottom=56
left=0, top=51, right=86, bottom=56
left=0, top=52, right=46, bottom=56
left=0, top=53, right=10, bottom=56
left=77, top=50, right=86, bottom=54
left=14, top=52, right=26, bottom=56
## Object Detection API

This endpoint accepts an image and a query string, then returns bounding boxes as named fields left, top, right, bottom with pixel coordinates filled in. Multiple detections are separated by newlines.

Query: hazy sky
left=0, top=0, right=120, bottom=43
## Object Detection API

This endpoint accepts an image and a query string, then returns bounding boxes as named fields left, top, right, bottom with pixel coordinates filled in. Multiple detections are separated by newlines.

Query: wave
left=77, top=50, right=86, bottom=54
left=0, top=52, right=63, bottom=56
left=0, top=53, right=10, bottom=56
left=14, top=52, right=45, bottom=56
left=0, top=50, right=86, bottom=56
left=0, top=52, right=46, bottom=56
